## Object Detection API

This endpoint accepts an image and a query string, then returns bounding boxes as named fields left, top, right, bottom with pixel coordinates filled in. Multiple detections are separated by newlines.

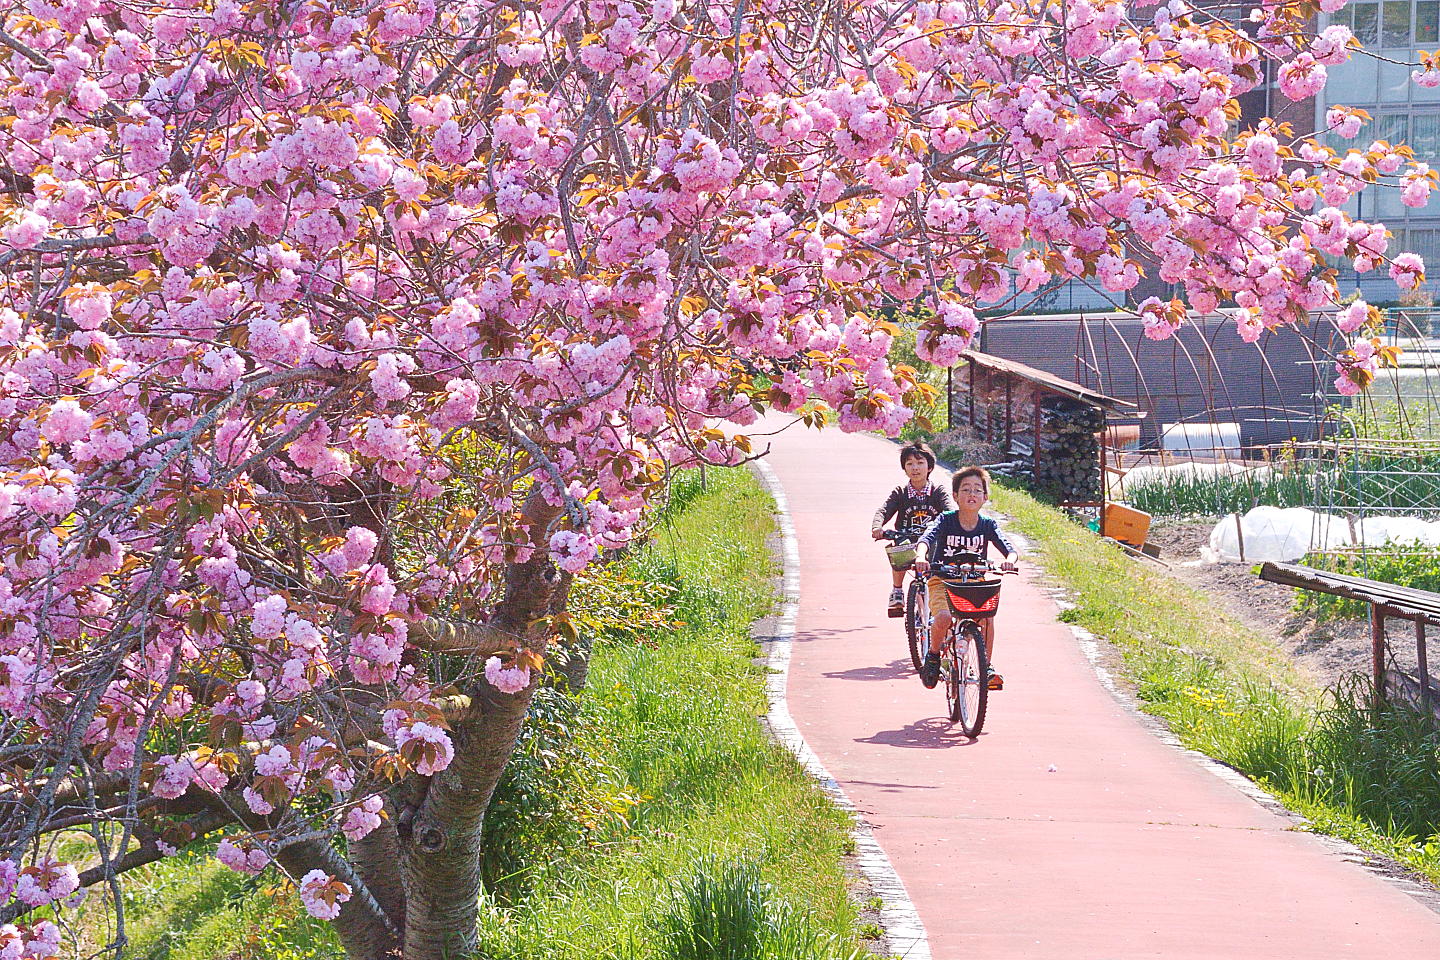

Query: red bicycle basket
left=942, top=578, right=1002, bottom=619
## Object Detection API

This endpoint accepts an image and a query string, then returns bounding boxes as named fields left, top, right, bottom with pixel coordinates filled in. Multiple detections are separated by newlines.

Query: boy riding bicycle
left=870, top=442, right=953, bottom=616
left=913, top=466, right=1020, bottom=691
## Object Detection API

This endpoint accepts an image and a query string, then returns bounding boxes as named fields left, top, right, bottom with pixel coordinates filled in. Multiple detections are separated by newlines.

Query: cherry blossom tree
left=0, top=0, right=1426, bottom=956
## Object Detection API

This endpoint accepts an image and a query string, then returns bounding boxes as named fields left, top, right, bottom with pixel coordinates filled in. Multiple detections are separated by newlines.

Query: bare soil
left=1145, top=522, right=1373, bottom=690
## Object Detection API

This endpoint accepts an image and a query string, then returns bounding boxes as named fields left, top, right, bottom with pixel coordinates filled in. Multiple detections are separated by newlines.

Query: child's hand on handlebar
left=999, top=559, right=1019, bottom=574
left=913, top=558, right=930, bottom=575
left=871, top=528, right=886, bottom=540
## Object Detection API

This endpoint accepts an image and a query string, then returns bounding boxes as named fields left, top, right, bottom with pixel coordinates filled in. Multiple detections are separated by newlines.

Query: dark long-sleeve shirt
left=918, top=511, right=1015, bottom=564
left=871, top=482, right=953, bottom=534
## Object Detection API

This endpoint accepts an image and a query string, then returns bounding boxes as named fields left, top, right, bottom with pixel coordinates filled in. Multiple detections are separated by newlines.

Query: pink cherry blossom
left=2, top=212, right=48, bottom=251
left=342, top=796, right=386, bottom=841
left=1326, top=108, right=1363, bottom=140
left=13, top=859, right=77, bottom=908
left=216, top=840, right=271, bottom=876
left=298, top=870, right=351, bottom=921
left=0, top=0, right=1423, bottom=947
left=1390, top=252, right=1426, bottom=288
left=394, top=721, right=454, bottom=776
left=1336, top=301, right=1372, bottom=333
left=1402, top=166, right=1433, bottom=208
left=0, top=861, right=17, bottom=903
left=484, top=656, right=532, bottom=694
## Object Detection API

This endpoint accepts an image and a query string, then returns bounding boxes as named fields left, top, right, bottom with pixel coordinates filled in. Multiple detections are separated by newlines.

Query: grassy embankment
left=69, top=468, right=865, bottom=960
left=990, top=481, right=1440, bottom=886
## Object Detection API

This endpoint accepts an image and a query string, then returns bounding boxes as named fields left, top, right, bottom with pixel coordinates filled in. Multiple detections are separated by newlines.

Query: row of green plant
left=1294, top=547, right=1440, bottom=621
left=991, top=480, right=1440, bottom=885
left=73, top=468, right=867, bottom=960
left=1124, top=466, right=1325, bottom=518
left=1125, top=452, right=1440, bottom=520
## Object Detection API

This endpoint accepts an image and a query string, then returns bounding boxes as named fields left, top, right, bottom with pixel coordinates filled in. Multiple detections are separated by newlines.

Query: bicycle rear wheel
left=904, top=578, right=926, bottom=671
left=949, top=621, right=989, bottom=736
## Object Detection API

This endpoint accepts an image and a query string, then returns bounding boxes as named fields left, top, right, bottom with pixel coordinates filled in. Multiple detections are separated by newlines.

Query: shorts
left=927, top=577, right=952, bottom=618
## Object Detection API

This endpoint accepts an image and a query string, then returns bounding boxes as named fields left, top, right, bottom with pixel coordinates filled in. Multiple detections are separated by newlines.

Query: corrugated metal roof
left=960, top=350, right=1142, bottom=415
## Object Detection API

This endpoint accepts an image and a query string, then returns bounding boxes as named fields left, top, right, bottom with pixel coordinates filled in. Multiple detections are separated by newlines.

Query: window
left=1376, top=111, right=1411, bottom=145
left=1335, top=0, right=1438, bottom=46
left=1406, top=229, right=1440, bottom=275
left=1412, top=112, right=1440, bottom=158
left=1354, top=2, right=1381, bottom=44
left=1385, top=0, right=1413, bottom=45
left=1418, top=0, right=1439, bottom=40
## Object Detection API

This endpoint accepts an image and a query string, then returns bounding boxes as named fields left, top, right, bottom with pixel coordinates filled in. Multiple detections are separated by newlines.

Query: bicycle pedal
left=887, top=607, right=904, bottom=618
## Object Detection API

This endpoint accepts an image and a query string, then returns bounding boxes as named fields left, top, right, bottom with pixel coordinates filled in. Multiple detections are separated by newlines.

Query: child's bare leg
left=928, top=611, right=950, bottom=654
left=892, top=567, right=906, bottom=589
left=982, top=617, right=994, bottom=659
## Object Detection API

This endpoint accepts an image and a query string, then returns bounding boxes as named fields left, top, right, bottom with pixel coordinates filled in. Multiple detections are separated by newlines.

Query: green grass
left=473, top=468, right=861, bottom=959
left=66, top=843, right=341, bottom=960
left=654, top=855, right=865, bottom=960
left=74, top=468, right=860, bottom=959
left=992, top=480, right=1440, bottom=886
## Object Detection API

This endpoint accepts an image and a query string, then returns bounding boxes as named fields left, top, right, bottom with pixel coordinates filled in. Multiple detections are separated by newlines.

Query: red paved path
left=762, top=419, right=1440, bottom=959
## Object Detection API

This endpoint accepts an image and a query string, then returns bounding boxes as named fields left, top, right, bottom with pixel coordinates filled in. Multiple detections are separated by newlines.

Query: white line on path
left=750, top=459, right=933, bottom=960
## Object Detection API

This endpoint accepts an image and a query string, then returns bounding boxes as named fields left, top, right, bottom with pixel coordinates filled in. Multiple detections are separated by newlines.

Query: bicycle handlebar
left=921, top=553, right=1019, bottom=579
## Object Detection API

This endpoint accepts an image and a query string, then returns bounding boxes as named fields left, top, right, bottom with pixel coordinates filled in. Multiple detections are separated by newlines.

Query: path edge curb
left=749, top=458, right=933, bottom=960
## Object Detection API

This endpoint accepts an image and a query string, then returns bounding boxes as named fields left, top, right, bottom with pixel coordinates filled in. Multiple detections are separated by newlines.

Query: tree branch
left=406, top=616, right=517, bottom=656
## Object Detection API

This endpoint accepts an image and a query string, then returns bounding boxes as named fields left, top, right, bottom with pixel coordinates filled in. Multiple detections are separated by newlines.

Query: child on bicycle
left=871, top=441, right=953, bottom=616
left=912, top=465, right=1019, bottom=691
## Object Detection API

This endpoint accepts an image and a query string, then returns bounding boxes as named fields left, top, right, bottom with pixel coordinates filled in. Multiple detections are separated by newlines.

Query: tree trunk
left=397, top=681, right=536, bottom=959
left=548, top=572, right=593, bottom=693
left=276, top=840, right=403, bottom=960
left=349, top=810, right=408, bottom=935
left=552, top=631, right=594, bottom=692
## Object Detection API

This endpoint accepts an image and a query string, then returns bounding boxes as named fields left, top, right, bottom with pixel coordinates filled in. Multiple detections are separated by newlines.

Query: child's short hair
left=899, top=441, right=936, bottom=471
left=952, top=465, right=991, bottom=496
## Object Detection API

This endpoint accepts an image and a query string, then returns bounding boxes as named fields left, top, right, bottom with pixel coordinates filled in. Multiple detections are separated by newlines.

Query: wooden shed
left=951, top=350, right=1141, bottom=506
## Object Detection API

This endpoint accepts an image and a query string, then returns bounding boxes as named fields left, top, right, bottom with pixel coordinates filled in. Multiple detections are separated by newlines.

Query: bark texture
left=388, top=492, right=562, bottom=960
left=397, top=682, right=536, bottom=959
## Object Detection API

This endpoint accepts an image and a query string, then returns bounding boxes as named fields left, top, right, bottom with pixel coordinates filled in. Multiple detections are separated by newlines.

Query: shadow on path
left=847, top=779, right=940, bottom=793
left=856, top=717, right=982, bottom=749
left=793, top=627, right=871, bottom=644
left=823, top=659, right=914, bottom=683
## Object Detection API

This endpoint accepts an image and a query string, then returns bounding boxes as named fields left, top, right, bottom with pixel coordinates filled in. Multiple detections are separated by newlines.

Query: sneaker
left=887, top=588, right=904, bottom=617
left=920, top=652, right=941, bottom=689
left=987, top=667, right=1004, bottom=691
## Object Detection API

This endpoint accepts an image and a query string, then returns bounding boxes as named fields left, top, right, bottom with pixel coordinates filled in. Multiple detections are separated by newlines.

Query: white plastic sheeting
left=1160, top=422, right=1242, bottom=460
left=1203, top=506, right=1440, bottom=563
left=1110, top=460, right=1270, bottom=499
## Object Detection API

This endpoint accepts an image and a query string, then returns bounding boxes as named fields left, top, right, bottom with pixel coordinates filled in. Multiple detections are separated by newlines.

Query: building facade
left=1324, top=0, right=1440, bottom=304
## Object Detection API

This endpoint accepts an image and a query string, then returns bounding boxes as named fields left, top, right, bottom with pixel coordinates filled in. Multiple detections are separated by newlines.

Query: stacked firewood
left=1029, top=397, right=1103, bottom=501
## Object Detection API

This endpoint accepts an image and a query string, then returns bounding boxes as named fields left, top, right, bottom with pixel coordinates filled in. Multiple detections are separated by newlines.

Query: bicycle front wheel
left=904, top=578, right=926, bottom=671
left=949, top=621, right=989, bottom=736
